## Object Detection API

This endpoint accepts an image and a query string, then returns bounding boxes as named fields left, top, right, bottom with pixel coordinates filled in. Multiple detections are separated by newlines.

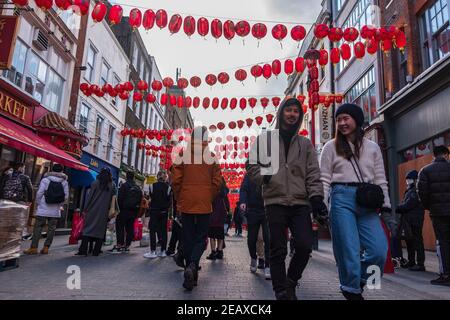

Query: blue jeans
left=329, top=184, right=388, bottom=294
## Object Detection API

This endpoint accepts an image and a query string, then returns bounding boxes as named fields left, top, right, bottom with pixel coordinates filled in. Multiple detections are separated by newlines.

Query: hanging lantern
left=210, top=19, right=223, bottom=40
left=218, top=72, right=230, bottom=85
left=217, top=122, right=225, bottom=130
left=12, top=0, right=29, bottom=7
left=133, top=91, right=143, bottom=102
left=272, top=97, right=281, bottom=108
left=251, top=65, right=263, bottom=80
left=252, top=23, right=267, bottom=42
left=335, top=95, right=344, bottom=103
left=361, top=25, right=376, bottom=40
left=235, top=20, right=250, bottom=41
left=163, top=77, right=174, bottom=88
left=101, top=83, right=112, bottom=94
left=34, top=0, right=53, bottom=11
left=168, top=14, right=182, bottom=34
left=73, top=0, right=89, bottom=16
left=330, top=48, right=341, bottom=65
left=143, top=9, right=155, bottom=31
left=343, top=27, right=359, bottom=42
left=302, top=104, right=308, bottom=114
left=108, top=5, right=123, bottom=25
left=314, top=23, right=329, bottom=39
left=380, top=26, right=397, bottom=40
left=310, top=79, right=320, bottom=92
left=123, top=82, right=134, bottom=91
left=221, top=98, right=229, bottom=110
left=284, top=59, right=294, bottom=75
left=212, top=97, right=220, bottom=110
left=341, top=43, right=352, bottom=61
left=354, top=42, right=366, bottom=59
left=235, top=69, right=247, bottom=83
left=185, top=96, right=192, bottom=108
left=272, top=60, right=282, bottom=78
left=151, top=80, right=162, bottom=91
left=263, top=64, right=272, bottom=80
left=183, top=16, right=196, bottom=37
left=297, top=95, right=306, bottom=104
left=328, top=27, right=344, bottom=42
left=311, top=92, right=320, bottom=106
left=239, top=98, right=247, bottom=111
left=55, top=0, right=71, bottom=10
left=129, top=8, right=142, bottom=30
left=255, top=116, right=263, bottom=126
left=223, top=20, right=236, bottom=42
left=366, top=39, right=379, bottom=55
left=381, top=39, right=392, bottom=54
left=295, top=57, right=305, bottom=73
left=177, top=78, right=189, bottom=90
left=197, top=17, right=209, bottom=37
left=272, top=24, right=288, bottom=47
left=246, top=118, right=254, bottom=128
left=145, top=93, right=156, bottom=103
left=205, top=74, right=217, bottom=87
left=248, top=98, right=257, bottom=109
left=161, top=93, right=168, bottom=105
left=309, top=66, right=319, bottom=80
left=319, top=49, right=328, bottom=67
left=237, top=120, right=245, bottom=129
left=266, top=114, right=274, bottom=123
left=260, top=97, right=269, bottom=108
left=229, top=121, right=237, bottom=130
left=193, top=97, right=200, bottom=108
left=91, top=2, right=107, bottom=23
left=291, top=25, right=306, bottom=43
left=230, top=98, right=238, bottom=110
left=190, top=76, right=201, bottom=88
left=202, top=97, right=210, bottom=109
left=394, top=30, right=407, bottom=51
left=177, top=96, right=184, bottom=109
left=137, top=80, right=148, bottom=92
left=155, top=9, right=168, bottom=29
left=170, top=95, right=177, bottom=106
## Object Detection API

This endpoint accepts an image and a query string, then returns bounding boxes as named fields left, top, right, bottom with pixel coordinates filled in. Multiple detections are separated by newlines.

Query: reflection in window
left=2, top=39, right=27, bottom=87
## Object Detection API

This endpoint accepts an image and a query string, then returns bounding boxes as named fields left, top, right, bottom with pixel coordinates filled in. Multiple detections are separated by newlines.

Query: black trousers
left=116, top=213, right=135, bottom=247
left=266, top=205, right=313, bottom=294
left=247, top=212, right=270, bottom=266
left=149, top=210, right=168, bottom=251
left=79, top=236, right=103, bottom=255
left=181, top=213, right=210, bottom=268
left=405, top=218, right=425, bottom=266
left=168, top=220, right=182, bottom=253
left=432, top=216, right=450, bottom=275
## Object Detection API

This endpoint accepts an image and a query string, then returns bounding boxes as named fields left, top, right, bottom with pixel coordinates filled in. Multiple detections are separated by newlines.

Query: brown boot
left=40, top=246, right=49, bottom=254
left=23, top=248, right=38, bottom=255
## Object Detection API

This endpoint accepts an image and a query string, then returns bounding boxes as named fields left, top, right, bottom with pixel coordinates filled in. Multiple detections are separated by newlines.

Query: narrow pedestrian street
left=1, top=233, right=448, bottom=300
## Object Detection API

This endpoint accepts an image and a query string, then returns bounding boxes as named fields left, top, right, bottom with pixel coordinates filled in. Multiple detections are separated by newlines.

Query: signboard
left=0, top=15, right=20, bottom=70
left=320, top=105, right=333, bottom=144
left=0, top=88, right=33, bottom=125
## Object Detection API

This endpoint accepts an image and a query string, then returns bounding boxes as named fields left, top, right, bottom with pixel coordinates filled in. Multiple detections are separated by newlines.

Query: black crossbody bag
left=349, top=155, right=384, bottom=210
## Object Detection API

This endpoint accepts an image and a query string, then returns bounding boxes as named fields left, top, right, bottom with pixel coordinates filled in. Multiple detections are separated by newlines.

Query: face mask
left=406, top=179, right=415, bottom=186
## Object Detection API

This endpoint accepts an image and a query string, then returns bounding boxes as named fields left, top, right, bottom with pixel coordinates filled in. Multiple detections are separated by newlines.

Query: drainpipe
left=328, top=0, right=336, bottom=138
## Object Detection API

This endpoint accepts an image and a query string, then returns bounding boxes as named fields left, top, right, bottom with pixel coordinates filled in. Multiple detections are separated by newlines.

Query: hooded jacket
left=35, top=172, right=69, bottom=218
left=246, top=99, right=323, bottom=207
left=171, top=140, right=222, bottom=214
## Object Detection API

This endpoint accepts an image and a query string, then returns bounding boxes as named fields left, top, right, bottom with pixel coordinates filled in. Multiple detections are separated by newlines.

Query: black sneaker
left=183, top=263, right=196, bottom=291
left=409, top=265, right=426, bottom=272
left=216, top=250, right=224, bottom=260
left=123, top=247, right=130, bottom=253
left=430, top=274, right=450, bottom=286
left=22, top=234, right=32, bottom=241
left=108, top=246, right=123, bottom=254
left=342, top=290, right=364, bottom=300
left=173, top=252, right=185, bottom=268
left=166, top=250, right=176, bottom=256
left=275, top=290, right=290, bottom=300
left=206, top=251, right=217, bottom=260
left=258, top=259, right=265, bottom=269
left=286, top=278, right=298, bottom=300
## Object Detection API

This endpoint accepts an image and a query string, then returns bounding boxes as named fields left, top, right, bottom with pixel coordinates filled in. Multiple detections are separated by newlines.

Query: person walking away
left=206, top=177, right=229, bottom=260
left=23, top=164, right=68, bottom=255
left=171, top=126, right=222, bottom=291
left=0, top=162, right=33, bottom=239
left=76, top=168, right=117, bottom=256
left=418, top=145, right=450, bottom=286
left=144, top=170, right=172, bottom=259
left=320, top=103, right=393, bottom=300
left=396, top=170, right=425, bottom=271
left=247, top=98, right=328, bottom=300
left=111, top=171, right=142, bottom=253
left=240, top=173, right=271, bottom=279
left=233, top=203, right=243, bottom=237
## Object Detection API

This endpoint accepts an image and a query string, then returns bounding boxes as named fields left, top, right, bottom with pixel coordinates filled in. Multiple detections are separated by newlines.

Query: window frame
left=79, top=103, right=90, bottom=133
left=93, top=114, right=104, bottom=155
left=106, top=124, right=115, bottom=162
left=100, top=59, right=110, bottom=88
left=85, top=43, right=98, bottom=83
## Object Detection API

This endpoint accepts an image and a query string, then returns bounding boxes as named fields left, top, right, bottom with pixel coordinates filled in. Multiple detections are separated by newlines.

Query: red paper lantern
left=169, top=14, right=182, bottom=34
left=155, top=9, right=168, bottom=29
left=72, top=0, right=89, bottom=16
left=197, top=17, right=209, bottom=37
left=302, top=104, right=308, bottom=114
left=246, top=118, right=254, bottom=127
left=284, top=59, right=294, bottom=75
left=101, top=83, right=112, bottom=94
left=161, top=93, right=168, bottom=105
left=381, top=39, right=392, bottom=53
left=163, top=77, right=174, bottom=88
left=229, top=121, right=237, bottom=130
left=137, top=80, right=148, bottom=92
left=80, top=83, right=89, bottom=91
left=55, top=0, right=71, bottom=10
left=266, top=114, right=274, bottom=123
left=91, top=2, right=107, bottom=23
left=108, top=5, right=123, bottom=25
left=343, top=27, right=359, bottom=42
left=205, top=74, right=217, bottom=87
left=185, top=96, right=192, bottom=108
left=237, top=120, right=245, bottom=129
left=328, top=27, right=344, bottom=42
left=133, top=91, right=143, bottom=102
left=341, top=43, right=352, bottom=61
left=272, top=97, right=281, bottom=107
left=251, top=65, right=263, bottom=80
left=310, top=79, right=320, bottom=92
left=223, top=20, right=235, bottom=42
left=330, top=48, right=341, bottom=65
left=146, top=93, right=156, bottom=103
left=366, top=39, right=379, bottom=55
left=211, top=19, right=223, bottom=40
left=119, top=91, right=129, bottom=101
left=272, top=24, right=288, bottom=44
left=295, top=57, right=305, bottom=73
left=177, top=78, right=189, bottom=90
left=314, top=24, right=329, bottom=39
left=291, top=25, right=306, bottom=42
left=151, top=80, right=162, bottom=91
left=183, top=16, right=196, bottom=37
left=272, top=59, right=282, bottom=78
left=190, top=76, right=201, bottom=88
left=361, top=25, right=376, bottom=40
left=212, top=97, right=220, bottom=109
left=309, top=66, right=319, bottom=80
left=235, top=20, right=250, bottom=38
left=311, top=92, right=320, bottom=106
left=239, top=98, right=247, bottom=111
left=297, top=95, right=306, bottom=104
left=221, top=98, right=229, bottom=110
left=143, top=9, right=155, bottom=31
left=354, top=42, right=366, bottom=59
left=193, top=97, right=200, bottom=108
left=202, top=97, right=210, bottom=109
left=260, top=97, right=269, bottom=108
left=335, top=95, right=344, bottom=103
left=394, top=30, right=407, bottom=50
left=170, top=95, right=177, bottom=106
left=217, top=122, right=225, bottom=130
left=319, top=49, right=328, bottom=67
left=263, top=64, right=272, bottom=80
left=35, top=0, right=53, bottom=11
left=129, top=8, right=142, bottom=30
left=248, top=98, right=257, bottom=109
left=123, top=82, right=134, bottom=91
left=177, top=96, right=184, bottom=109
left=252, top=23, right=267, bottom=41
left=235, top=69, right=247, bottom=82
left=218, top=72, right=230, bottom=85
left=230, top=98, right=238, bottom=110
left=12, top=0, right=29, bottom=7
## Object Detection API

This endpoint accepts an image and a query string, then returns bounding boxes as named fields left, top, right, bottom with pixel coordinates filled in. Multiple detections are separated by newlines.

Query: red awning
left=0, top=116, right=88, bottom=171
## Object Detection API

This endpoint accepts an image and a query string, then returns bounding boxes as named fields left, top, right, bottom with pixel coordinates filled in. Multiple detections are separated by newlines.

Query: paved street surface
left=1, top=233, right=449, bottom=300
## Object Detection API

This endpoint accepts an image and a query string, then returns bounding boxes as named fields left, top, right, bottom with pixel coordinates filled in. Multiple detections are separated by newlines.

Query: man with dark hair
left=418, top=145, right=450, bottom=286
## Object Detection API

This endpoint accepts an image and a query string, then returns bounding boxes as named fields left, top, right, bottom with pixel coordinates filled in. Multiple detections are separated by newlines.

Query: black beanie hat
left=335, top=103, right=364, bottom=127
left=280, top=97, right=303, bottom=114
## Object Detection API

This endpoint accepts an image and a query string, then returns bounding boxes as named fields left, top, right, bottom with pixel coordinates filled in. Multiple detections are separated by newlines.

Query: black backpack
left=45, top=180, right=65, bottom=204
left=123, top=183, right=142, bottom=209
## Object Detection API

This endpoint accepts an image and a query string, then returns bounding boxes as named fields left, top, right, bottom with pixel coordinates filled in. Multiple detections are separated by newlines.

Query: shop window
left=45, top=69, right=64, bottom=112
left=415, top=140, right=433, bottom=158
left=24, top=52, right=47, bottom=103
left=2, top=39, right=27, bottom=87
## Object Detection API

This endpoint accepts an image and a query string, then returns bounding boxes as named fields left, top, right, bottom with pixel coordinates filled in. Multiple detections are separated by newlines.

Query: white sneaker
left=158, top=250, right=167, bottom=258
left=250, top=258, right=257, bottom=273
left=264, top=267, right=271, bottom=280
left=143, top=251, right=158, bottom=259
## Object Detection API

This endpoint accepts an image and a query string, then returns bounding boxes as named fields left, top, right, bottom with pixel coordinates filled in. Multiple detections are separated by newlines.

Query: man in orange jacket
left=171, top=126, right=222, bottom=291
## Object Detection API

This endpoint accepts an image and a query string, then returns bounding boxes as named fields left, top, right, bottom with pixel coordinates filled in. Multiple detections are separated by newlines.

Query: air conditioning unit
left=32, top=30, right=49, bottom=51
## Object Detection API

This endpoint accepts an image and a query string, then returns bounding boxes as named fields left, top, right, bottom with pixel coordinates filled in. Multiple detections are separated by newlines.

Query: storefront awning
left=0, top=116, right=89, bottom=171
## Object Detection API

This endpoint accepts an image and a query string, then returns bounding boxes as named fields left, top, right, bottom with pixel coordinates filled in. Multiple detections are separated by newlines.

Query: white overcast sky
left=115, top=0, right=322, bottom=129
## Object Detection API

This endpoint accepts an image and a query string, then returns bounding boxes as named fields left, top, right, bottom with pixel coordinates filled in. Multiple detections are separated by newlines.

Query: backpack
left=44, top=180, right=65, bottom=204
left=123, top=183, right=142, bottom=209
left=2, top=174, right=24, bottom=202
